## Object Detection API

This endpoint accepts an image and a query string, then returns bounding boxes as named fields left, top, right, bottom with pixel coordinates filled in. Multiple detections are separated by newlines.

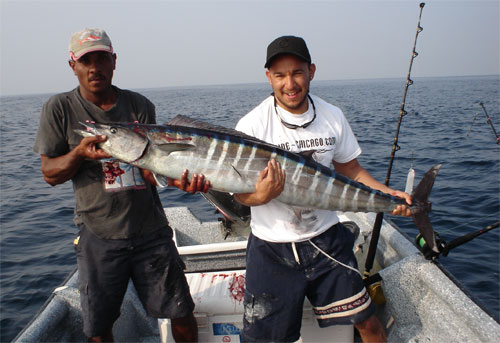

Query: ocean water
left=1, top=76, right=499, bottom=341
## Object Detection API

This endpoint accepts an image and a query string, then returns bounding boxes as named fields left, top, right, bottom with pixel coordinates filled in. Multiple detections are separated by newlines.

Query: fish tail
left=411, top=164, right=442, bottom=253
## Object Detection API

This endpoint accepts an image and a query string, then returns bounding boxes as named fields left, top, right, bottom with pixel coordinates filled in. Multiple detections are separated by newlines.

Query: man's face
left=266, top=54, right=316, bottom=114
left=69, top=51, right=116, bottom=96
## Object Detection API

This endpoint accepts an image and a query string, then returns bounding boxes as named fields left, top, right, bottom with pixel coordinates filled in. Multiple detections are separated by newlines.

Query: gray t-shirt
left=33, top=86, right=170, bottom=239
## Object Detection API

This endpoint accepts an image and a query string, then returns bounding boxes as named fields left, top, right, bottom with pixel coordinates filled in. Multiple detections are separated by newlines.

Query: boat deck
left=14, top=207, right=500, bottom=342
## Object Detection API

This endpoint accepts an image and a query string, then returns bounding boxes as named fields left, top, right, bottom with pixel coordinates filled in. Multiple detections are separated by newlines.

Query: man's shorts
left=242, top=223, right=375, bottom=342
left=74, top=225, right=194, bottom=338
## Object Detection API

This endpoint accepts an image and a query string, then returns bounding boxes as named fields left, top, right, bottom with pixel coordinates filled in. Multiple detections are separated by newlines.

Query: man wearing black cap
left=34, top=28, right=207, bottom=342
left=234, top=35, right=411, bottom=342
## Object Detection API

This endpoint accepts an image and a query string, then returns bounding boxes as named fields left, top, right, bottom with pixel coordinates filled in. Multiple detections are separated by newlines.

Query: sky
left=0, top=0, right=498, bottom=96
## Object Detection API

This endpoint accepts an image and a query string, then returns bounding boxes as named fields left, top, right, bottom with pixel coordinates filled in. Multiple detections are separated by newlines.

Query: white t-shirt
left=235, top=94, right=361, bottom=243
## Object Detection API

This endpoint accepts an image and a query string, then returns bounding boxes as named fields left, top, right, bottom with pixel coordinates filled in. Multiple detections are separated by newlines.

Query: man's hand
left=168, top=169, right=211, bottom=194
left=141, top=169, right=158, bottom=185
left=234, top=159, right=286, bottom=206
left=76, top=135, right=111, bottom=160
left=255, top=159, right=286, bottom=203
left=390, top=190, right=412, bottom=217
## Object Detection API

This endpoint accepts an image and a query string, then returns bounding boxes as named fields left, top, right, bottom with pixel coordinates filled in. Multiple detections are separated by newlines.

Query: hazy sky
left=1, top=0, right=498, bottom=96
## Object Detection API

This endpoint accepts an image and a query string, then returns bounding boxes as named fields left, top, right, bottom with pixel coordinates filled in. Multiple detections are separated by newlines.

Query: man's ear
left=309, top=63, right=316, bottom=81
left=265, top=69, right=272, bottom=85
left=68, top=60, right=76, bottom=74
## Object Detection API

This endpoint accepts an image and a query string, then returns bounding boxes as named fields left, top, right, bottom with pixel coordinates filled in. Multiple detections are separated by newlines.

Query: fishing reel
left=415, top=232, right=447, bottom=260
left=415, top=221, right=499, bottom=260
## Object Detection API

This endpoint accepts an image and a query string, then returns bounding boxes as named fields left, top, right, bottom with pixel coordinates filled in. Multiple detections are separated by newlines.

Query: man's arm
left=234, top=159, right=285, bottom=206
left=333, top=158, right=412, bottom=216
left=40, top=135, right=109, bottom=186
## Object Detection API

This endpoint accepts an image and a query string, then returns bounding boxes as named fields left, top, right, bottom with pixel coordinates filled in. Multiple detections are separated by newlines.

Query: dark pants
left=74, top=225, right=194, bottom=337
left=242, top=223, right=374, bottom=342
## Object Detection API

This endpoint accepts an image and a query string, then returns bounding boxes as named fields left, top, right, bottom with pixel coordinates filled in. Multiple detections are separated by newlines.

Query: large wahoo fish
left=76, top=115, right=441, bottom=251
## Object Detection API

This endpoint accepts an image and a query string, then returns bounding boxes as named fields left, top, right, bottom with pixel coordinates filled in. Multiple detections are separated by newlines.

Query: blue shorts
left=74, top=225, right=194, bottom=338
left=242, top=223, right=374, bottom=342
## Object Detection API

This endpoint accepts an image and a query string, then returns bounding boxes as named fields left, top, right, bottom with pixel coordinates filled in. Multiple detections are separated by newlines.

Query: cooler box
left=159, top=270, right=353, bottom=342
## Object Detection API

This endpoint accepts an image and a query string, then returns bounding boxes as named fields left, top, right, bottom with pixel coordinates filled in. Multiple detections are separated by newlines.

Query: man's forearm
left=41, top=151, right=85, bottom=186
left=41, top=135, right=110, bottom=186
left=234, top=192, right=269, bottom=207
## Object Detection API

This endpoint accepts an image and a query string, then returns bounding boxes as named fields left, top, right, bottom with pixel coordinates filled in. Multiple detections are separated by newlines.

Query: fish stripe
left=368, top=192, right=376, bottom=211
left=339, top=184, right=349, bottom=209
left=291, top=161, right=304, bottom=184
left=205, top=137, right=218, bottom=166
left=324, top=176, right=335, bottom=208
left=243, top=145, right=257, bottom=173
left=351, top=188, right=360, bottom=211
left=217, top=139, right=229, bottom=168
left=310, top=169, right=322, bottom=197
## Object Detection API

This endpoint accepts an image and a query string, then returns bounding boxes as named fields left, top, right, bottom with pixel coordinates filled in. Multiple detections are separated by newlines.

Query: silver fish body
left=77, top=116, right=410, bottom=213
left=77, top=115, right=441, bottom=251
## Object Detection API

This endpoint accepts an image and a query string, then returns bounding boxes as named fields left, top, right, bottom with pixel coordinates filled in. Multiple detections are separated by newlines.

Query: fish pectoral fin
left=153, top=173, right=169, bottom=187
left=154, top=143, right=195, bottom=153
left=231, top=165, right=242, bottom=178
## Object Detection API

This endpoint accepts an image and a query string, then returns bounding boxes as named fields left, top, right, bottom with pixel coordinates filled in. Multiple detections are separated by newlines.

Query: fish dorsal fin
left=167, top=115, right=272, bottom=146
left=167, top=115, right=233, bottom=132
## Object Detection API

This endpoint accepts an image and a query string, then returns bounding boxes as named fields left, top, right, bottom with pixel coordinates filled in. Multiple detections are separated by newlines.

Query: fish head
left=75, top=122, right=149, bottom=163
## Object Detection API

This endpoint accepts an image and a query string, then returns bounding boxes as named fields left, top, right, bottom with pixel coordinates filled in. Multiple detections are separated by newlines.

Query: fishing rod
left=363, top=2, right=426, bottom=301
left=416, top=222, right=500, bottom=260
left=479, top=103, right=500, bottom=144
left=467, top=103, right=500, bottom=144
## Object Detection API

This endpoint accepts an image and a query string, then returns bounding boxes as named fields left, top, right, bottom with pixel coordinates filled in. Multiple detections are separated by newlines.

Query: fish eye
left=110, top=127, right=118, bottom=134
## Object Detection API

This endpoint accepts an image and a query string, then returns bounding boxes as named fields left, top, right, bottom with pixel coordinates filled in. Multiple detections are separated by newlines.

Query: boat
left=13, top=206, right=500, bottom=342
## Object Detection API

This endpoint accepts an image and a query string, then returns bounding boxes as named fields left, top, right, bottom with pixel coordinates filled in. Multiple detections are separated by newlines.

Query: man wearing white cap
left=34, top=28, right=205, bottom=342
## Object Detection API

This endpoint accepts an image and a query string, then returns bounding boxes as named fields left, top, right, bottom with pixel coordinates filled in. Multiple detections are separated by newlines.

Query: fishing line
left=466, top=103, right=499, bottom=144
left=466, top=112, right=481, bottom=139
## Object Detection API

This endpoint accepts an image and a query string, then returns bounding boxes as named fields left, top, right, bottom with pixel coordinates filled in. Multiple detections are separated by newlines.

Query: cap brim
left=70, top=45, right=113, bottom=60
left=265, top=52, right=310, bottom=68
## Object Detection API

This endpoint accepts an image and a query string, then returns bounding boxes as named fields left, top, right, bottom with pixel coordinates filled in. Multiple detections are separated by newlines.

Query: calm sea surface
left=1, top=76, right=499, bottom=341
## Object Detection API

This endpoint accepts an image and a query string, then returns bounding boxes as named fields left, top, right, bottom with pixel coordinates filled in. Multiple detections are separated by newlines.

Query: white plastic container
left=159, top=270, right=353, bottom=342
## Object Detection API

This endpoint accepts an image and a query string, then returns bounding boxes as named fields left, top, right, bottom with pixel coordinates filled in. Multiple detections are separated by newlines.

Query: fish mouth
left=79, top=121, right=102, bottom=135
left=77, top=122, right=149, bottom=163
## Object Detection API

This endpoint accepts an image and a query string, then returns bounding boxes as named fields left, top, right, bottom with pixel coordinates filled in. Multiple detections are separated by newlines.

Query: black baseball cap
left=265, top=35, right=311, bottom=68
